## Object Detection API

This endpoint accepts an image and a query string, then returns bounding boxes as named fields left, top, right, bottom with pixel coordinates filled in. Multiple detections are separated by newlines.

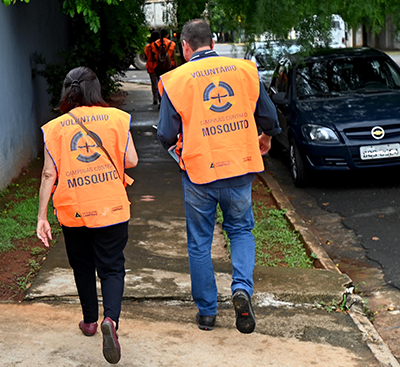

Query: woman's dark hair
left=150, top=30, right=160, bottom=43
left=159, top=28, right=167, bottom=46
left=181, top=19, right=212, bottom=51
left=58, top=66, right=108, bottom=113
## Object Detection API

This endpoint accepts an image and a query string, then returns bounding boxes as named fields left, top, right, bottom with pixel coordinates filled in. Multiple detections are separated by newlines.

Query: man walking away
left=144, top=30, right=160, bottom=105
left=157, top=19, right=281, bottom=333
left=151, top=28, right=176, bottom=79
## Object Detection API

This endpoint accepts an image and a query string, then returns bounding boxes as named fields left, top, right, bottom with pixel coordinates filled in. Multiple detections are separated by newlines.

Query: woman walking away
left=37, top=66, right=138, bottom=364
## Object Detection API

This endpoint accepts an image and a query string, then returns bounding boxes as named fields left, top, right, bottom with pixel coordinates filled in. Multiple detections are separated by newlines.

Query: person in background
left=157, top=19, right=281, bottom=334
left=144, top=30, right=160, bottom=105
left=151, top=28, right=176, bottom=80
left=37, top=66, right=138, bottom=364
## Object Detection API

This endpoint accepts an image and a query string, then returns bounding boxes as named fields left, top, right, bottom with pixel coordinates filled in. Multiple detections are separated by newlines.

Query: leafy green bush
left=32, top=0, right=148, bottom=109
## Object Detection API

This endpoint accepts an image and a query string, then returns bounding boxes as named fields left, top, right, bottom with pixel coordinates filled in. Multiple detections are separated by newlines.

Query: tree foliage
left=3, top=0, right=400, bottom=108
left=2, top=0, right=125, bottom=33
left=212, top=0, right=400, bottom=39
left=206, top=0, right=239, bottom=42
left=173, top=0, right=207, bottom=29
left=4, top=0, right=400, bottom=38
left=3, top=0, right=147, bottom=108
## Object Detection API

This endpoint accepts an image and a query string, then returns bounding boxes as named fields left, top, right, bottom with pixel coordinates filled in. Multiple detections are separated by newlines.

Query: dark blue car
left=268, top=47, right=400, bottom=187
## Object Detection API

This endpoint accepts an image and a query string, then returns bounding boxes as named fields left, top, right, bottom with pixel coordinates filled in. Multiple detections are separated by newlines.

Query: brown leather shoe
left=101, top=317, right=121, bottom=364
left=79, top=320, right=98, bottom=336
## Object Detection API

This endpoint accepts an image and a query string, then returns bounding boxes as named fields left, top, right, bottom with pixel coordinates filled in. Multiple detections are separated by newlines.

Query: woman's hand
left=37, top=218, right=52, bottom=247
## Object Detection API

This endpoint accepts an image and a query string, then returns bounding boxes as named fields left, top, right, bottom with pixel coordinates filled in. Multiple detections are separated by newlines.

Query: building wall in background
left=0, top=1, right=69, bottom=189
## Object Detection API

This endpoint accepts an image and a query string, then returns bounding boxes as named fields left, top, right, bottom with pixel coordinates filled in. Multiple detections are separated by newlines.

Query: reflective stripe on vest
left=41, top=106, right=131, bottom=227
left=160, top=56, right=264, bottom=184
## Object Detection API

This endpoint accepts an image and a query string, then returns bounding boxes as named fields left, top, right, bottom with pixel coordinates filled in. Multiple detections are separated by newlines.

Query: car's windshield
left=296, top=56, right=400, bottom=98
left=253, top=42, right=300, bottom=71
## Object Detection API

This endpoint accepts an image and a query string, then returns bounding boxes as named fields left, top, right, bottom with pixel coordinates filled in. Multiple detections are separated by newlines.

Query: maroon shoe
left=101, top=317, right=121, bottom=364
left=79, top=320, right=98, bottom=336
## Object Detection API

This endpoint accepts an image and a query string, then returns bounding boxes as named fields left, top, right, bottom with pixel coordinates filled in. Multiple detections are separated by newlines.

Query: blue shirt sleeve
left=157, top=86, right=181, bottom=151
left=254, top=81, right=281, bottom=136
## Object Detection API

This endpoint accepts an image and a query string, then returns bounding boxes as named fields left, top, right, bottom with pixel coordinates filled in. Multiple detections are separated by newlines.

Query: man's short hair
left=181, top=19, right=212, bottom=51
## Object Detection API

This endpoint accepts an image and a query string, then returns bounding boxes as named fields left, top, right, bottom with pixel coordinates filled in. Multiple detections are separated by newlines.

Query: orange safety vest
left=41, top=106, right=132, bottom=227
left=159, top=56, right=264, bottom=184
left=144, top=43, right=157, bottom=73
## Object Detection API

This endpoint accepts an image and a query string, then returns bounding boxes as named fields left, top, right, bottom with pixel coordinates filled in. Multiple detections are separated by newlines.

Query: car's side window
left=384, top=62, right=400, bottom=88
left=277, top=64, right=289, bottom=98
left=296, top=64, right=326, bottom=96
left=270, top=65, right=282, bottom=93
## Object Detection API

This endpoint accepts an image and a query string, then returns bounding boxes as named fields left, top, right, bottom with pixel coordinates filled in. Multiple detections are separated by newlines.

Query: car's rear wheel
left=289, top=139, right=307, bottom=187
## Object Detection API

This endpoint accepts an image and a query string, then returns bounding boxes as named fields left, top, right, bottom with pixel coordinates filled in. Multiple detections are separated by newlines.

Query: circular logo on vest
left=70, top=131, right=102, bottom=163
left=203, top=81, right=234, bottom=113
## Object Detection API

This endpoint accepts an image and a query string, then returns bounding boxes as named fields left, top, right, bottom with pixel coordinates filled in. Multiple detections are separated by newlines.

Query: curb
left=257, top=168, right=400, bottom=367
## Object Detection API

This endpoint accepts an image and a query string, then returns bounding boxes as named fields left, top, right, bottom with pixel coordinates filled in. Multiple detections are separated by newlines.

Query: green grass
left=216, top=198, right=314, bottom=269
left=0, top=178, right=60, bottom=253
left=0, top=188, right=10, bottom=198
left=31, top=247, right=46, bottom=256
left=13, top=179, right=39, bottom=199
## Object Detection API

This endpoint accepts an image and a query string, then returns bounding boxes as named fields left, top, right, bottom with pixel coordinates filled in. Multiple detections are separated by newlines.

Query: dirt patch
left=0, top=239, right=48, bottom=302
left=0, top=159, right=49, bottom=302
left=252, top=175, right=277, bottom=208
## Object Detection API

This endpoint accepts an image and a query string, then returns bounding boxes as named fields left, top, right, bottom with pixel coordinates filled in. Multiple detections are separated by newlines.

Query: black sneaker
left=232, top=289, right=256, bottom=334
left=196, top=313, right=216, bottom=331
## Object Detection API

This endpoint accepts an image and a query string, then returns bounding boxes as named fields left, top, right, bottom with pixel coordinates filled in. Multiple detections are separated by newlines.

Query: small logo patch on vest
left=74, top=212, right=82, bottom=218
left=210, top=163, right=215, bottom=169
left=82, top=211, right=98, bottom=217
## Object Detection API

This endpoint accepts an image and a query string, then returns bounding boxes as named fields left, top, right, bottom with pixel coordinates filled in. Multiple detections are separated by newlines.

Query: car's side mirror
left=271, top=92, right=288, bottom=105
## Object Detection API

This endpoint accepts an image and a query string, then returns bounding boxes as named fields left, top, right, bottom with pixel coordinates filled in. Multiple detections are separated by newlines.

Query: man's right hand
left=259, top=133, right=272, bottom=155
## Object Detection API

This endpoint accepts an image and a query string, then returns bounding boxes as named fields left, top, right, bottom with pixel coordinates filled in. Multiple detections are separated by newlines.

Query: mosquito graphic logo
left=203, top=81, right=235, bottom=112
left=70, top=131, right=102, bottom=163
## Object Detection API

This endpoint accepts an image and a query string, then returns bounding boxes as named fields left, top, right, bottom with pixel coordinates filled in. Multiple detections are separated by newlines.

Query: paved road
left=264, top=152, right=400, bottom=360
left=389, top=53, right=400, bottom=65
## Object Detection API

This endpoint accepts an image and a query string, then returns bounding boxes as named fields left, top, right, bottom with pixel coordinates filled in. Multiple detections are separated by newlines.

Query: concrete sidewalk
left=2, top=81, right=398, bottom=366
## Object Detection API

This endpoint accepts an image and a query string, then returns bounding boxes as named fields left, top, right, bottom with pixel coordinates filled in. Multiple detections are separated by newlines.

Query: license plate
left=360, top=143, right=400, bottom=160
